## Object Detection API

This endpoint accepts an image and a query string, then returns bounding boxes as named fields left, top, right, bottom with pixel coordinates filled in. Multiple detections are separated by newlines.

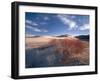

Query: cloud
left=44, top=16, right=49, bottom=21
left=25, top=19, right=48, bottom=33
left=26, top=20, right=38, bottom=26
left=42, top=29, right=48, bottom=32
left=69, top=22, right=76, bottom=29
left=57, top=15, right=77, bottom=30
left=26, top=25, right=48, bottom=32
left=26, top=25, right=41, bottom=32
left=25, top=33, right=35, bottom=37
left=79, top=24, right=89, bottom=30
left=32, top=23, right=38, bottom=26
left=26, top=20, right=32, bottom=24
left=40, top=22, right=47, bottom=25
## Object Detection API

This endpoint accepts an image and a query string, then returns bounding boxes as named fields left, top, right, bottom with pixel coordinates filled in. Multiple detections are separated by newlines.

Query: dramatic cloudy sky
left=25, top=12, right=89, bottom=37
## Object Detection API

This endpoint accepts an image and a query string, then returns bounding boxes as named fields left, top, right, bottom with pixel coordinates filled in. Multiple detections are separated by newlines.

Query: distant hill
left=56, top=34, right=70, bottom=37
left=75, top=35, right=89, bottom=41
left=26, top=34, right=89, bottom=42
left=25, top=35, right=41, bottom=38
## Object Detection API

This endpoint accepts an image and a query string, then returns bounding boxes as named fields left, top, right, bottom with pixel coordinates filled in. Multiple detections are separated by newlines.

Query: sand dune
left=25, top=36, right=71, bottom=49
left=25, top=36, right=53, bottom=49
left=25, top=36, right=88, bottom=49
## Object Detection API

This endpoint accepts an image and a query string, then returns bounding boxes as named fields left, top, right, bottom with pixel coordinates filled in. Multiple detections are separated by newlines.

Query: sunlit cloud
left=79, top=24, right=89, bottom=30
left=57, top=15, right=77, bottom=30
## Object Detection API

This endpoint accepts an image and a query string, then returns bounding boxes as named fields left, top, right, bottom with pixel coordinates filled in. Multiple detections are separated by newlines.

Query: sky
left=25, top=12, right=89, bottom=37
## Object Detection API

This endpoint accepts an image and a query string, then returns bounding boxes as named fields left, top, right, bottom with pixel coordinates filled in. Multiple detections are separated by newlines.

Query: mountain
left=75, top=35, right=89, bottom=41
left=25, top=35, right=41, bottom=38
left=56, top=34, right=71, bottom=37
left=26, top=34, right=89, bottom=42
